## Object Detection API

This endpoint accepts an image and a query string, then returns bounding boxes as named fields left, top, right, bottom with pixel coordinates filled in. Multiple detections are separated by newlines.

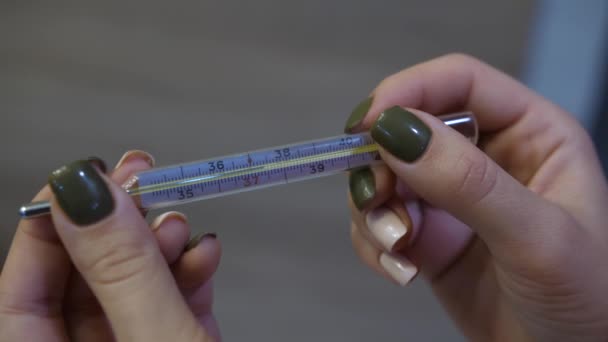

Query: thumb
left=370, top=106, right=564, bottom=259
left=48, top=159, right=210, bottom=342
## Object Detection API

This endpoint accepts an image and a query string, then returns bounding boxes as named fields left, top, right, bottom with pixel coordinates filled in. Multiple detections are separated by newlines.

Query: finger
left=63, top=211, right=189, bottom=342
left=343, top=53, right=596, bottom=210
left=350, top=174, right=476, bottom=280
left=0, top=153, right=116, bottom=319
left=345, top=53, right=545, bottom=134
left=348, top=164, right=403, bottom=251
left=48, top=159, right=209, bottom=341
left=64, top=151, right=158, bottom=340
left=151, top=212, right=191, bottom=264
left=348, top=164, right=395, bottom=212
left=63, top=272, right=113, bottom=342
left=111, top=150, right=155, bottom=182
left=111, top=150, right=156, bottom=217
left=348, top=161, right=474, bottom=281
left=188, top=280, right=222, bottom=341
left=348, top=163, right=419, bottom=253
left=173, top=233, right=221, bottom=340
left=404, top=205, right=475, bottom=280
left=350, top=222, right=417, bottom=286
left=369, top=106, right=568, bottom=262
left=351, top=54, right=608, bottom=223
left=0, top=186, right=71, bottom=338
left=173, top=233, right=221, bottom=291
left=391, top=180, right=476, bottom=278
left=349, top=190, right=416, bottom=253
left=64, top=211, right=189, bottom=341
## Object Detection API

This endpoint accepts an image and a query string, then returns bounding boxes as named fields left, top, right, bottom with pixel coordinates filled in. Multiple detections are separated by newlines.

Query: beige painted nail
left=379, top=253, right=418, bottom=286
left=115, top=150, right=155, bottom=169
left=366, top=207, right=408, bottom=251
left=150, top=211, right=187, bottom=231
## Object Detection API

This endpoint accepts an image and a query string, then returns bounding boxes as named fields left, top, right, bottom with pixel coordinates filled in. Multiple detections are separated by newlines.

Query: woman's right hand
left=345, top=54, right=608, bottom=341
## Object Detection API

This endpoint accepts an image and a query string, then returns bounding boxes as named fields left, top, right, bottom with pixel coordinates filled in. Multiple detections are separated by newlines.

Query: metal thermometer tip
left=20, top=201, right=51, bottom=218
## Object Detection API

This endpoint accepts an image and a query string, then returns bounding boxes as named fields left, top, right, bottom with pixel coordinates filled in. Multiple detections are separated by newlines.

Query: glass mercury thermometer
left=19, top=112, right=478, bottom=219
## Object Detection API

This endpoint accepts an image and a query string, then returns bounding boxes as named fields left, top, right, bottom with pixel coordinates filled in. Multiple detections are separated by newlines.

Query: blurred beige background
left=0, top=1, right=533, bottom=340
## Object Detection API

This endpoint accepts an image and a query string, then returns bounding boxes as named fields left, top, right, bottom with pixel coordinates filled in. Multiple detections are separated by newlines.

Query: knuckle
left=81, top=236, right=154, bottom=287
left=0, top=290, right=61, bottom=318
left=452, top=151, right=499, bottom=206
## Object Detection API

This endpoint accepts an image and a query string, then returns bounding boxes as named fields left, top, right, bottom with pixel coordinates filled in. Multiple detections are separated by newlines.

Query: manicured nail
left=379, top=253, right=417, bottom=286
left=344, top=97, right=374, bottom=133
left=150, top=211, right=187, bottom=231
left=349, top=167, right=375, bottom=210
left=115, top=150, right=155, bottom=169
left=48, top=160, right=114, bottom=226
left=184, top=232, right=217, bottom=252
left=87, top=156, right=107, bottom=173
left=371, top=106, right=432, bottom=162
left=366, top=207, right=408, bottom=251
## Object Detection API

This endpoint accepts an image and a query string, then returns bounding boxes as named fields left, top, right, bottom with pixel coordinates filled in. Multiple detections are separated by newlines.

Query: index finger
left=357, top=53, right=544, bottom=132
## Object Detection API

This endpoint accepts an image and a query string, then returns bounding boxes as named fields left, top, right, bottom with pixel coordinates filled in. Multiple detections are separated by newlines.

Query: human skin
left=0, top=151, right=222, bottom=341
left=346, top=54, right=608, bottom=341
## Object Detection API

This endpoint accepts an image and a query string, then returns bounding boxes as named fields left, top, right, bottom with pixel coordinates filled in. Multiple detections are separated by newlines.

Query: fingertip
left=111, top=150, right=155, bottom=186
left=379, top=253, right=418, bottom=287
left=351, top=221, right=417, bottom=286
left=184, top=232, right=216, bottom=252
left=114, top=150, right=155, bottom=170
left=48, top=160, right=117, bottom=228
left=349, top=167, right=376, bottom=211
left=348, top=164, right=395, bottom=212
left=189, top=233, right=221, bottom=263
left=174, top=233, right=221, bottom=290
left=344, top=96, right=374, bottom=133
left=152, top=211, right=191, bottom=264
left=151, top=211, right=188, bottom=231
left=386, top=198, right=422, bottom=252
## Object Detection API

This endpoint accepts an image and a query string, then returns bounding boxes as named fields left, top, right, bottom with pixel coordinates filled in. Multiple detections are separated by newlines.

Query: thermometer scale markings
left=132, top=137, right=378, bottom=208
left=132, top=138, right=377, bottom=199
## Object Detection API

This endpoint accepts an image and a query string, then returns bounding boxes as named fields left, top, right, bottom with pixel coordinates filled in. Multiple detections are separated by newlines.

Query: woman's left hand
left=0, top=151, right=222, bottom=341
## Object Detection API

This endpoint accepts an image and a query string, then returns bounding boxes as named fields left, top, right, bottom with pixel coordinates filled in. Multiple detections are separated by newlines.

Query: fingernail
left=349, top=167, right=375, bottom=210
left=48, top=160, right=114, bottom=226
left=371, top=106, right=432, bottom=162
left=150, top=211, right=188, bottom=231
left=184, top=232, right=217, bottom=252
left=87, top=156, right=107, bottom=173
left=379, top=253, right=417, bottom=286
left=115, top=150, right=155, bottom=169
left=344, top=97, right=374, bottom=133
left=366, top=207, right=408, bottom=251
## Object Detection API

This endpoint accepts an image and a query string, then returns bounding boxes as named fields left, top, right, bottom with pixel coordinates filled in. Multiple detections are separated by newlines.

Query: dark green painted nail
left=344, top=97, right=373, bottom=133
left=49, top=160, right=114, bottom=226
left=371, top=106, right=432, bottom=162
left=184, top=232, right=217, bottom=252
left=349, top=167, right=375, bottom=210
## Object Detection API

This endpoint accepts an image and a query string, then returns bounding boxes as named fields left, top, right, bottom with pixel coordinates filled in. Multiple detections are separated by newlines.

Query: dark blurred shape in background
left=1, top=1, right=606, bottom=340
